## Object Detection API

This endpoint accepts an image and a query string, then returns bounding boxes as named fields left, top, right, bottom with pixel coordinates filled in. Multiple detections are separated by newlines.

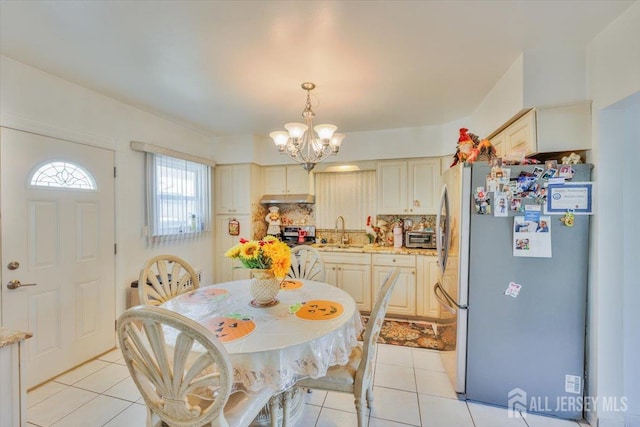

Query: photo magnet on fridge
left=494, top=192, right=508, bottom=217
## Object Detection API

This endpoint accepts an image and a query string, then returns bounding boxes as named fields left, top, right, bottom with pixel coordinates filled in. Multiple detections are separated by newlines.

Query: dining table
left=160, top=277, right=363, bottom=426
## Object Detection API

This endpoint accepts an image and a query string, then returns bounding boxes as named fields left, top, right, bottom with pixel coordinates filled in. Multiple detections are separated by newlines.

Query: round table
left=161, top=278, right=362, bottom=425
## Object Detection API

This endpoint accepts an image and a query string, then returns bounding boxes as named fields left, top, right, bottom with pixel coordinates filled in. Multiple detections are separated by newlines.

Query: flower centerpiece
left=225, top=236, right=291, bottom=306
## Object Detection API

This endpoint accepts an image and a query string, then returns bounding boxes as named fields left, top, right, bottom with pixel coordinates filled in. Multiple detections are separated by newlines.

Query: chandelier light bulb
left=314, top=124, right=337, bottom=141
left=269, top=131, right=289, bottom=151
left=330, top=133, right=345, bottom=148
left=284, top=123, right=308, bottom=139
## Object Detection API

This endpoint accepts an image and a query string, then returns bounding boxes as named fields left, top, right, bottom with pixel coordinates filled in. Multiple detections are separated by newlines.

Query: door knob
left=7, top=280, right=37, bottom=290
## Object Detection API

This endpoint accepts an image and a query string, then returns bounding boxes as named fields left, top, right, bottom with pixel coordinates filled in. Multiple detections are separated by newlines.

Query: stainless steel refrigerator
left=434, top=162, right=592, bottom=420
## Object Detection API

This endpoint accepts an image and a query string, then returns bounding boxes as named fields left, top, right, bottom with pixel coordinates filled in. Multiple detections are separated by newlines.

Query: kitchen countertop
left=0, top=327, right=33, bottom=348
left=312, top=244, right=437, bottom=256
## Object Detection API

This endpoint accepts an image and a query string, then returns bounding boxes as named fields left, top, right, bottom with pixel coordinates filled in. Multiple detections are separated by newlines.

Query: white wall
left=0, top=55, right=217, bottom=318
left=523, top=48, right=588, bottom=108
left=586, top=1, right=640, bottom=426
left=469, top=54, right=524, bottom=139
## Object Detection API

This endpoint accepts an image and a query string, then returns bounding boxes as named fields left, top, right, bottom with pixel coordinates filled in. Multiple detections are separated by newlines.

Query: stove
left=281, top=225, right=316, bottom=247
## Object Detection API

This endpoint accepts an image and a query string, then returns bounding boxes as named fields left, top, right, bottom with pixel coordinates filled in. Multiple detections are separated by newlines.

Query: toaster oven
left=405, top=231, right=436, bottom=249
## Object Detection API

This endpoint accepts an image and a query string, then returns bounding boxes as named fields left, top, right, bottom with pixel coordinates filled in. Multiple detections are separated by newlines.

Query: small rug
left=361, top=317, right=456, bottom=351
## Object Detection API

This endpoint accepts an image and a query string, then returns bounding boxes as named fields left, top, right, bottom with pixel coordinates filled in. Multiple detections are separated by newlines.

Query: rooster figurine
left=451, top=128, right=497, bottom=167
left=451, top=128, right=474, bottom=166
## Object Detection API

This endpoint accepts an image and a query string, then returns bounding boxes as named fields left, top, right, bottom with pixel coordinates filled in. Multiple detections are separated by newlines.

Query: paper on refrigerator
left=513, top=215, right=552, bottom=258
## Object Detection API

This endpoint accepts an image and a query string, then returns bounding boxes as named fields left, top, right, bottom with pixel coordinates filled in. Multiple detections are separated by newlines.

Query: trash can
left=128, top=274, right=175, bottom=308
left=129, top=280, right=141, bottom=308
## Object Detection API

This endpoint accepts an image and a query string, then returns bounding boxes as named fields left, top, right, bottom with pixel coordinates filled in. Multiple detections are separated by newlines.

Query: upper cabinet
left=215, top=164, right=261, bottom=214
left=377, top=158, right=441, bottom=215
left=489, top=101, right=592, bottom=158
left=263, top=165, right=313, bottom=195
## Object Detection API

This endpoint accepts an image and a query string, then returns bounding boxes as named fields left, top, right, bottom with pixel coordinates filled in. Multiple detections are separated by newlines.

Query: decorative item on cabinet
left=228, top=218, right=240, bottom=235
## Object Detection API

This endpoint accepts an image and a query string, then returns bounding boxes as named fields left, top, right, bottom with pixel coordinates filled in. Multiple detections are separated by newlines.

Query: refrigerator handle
left=434, top=281, right=467, bottom=312
left=433, top=282, right=456, bottom=314
left=436, top=184, right=450, bottom=275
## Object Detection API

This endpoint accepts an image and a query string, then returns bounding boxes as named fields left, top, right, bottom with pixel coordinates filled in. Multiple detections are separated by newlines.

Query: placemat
left=290, top=300, right=344, bottom=321
left=203, top=315, right=256, bottom=343
left=281, top=279, right=303, bottom=290
left=183, top=287, right=229, bottom=304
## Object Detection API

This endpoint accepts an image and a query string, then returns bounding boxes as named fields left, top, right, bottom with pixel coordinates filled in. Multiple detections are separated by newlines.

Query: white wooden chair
left=117, top=305, right=273, bottom=427
left=295, top=267, right=401, bottom=427
left=138, top=254, right=200, bottom=306
left=288, top=245, right=326, bottom=282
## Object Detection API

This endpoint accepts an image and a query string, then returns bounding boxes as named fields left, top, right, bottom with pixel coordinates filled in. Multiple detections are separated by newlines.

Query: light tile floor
left=27, top=344, right=592, bottom=427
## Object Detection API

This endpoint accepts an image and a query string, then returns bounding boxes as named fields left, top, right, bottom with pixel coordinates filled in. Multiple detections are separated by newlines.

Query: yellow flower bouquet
left=224, top=236, right=291, bottom=278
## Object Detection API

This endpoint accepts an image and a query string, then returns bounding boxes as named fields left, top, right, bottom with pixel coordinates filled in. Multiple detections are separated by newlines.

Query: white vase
left=250, top=269, right=280, bottom=306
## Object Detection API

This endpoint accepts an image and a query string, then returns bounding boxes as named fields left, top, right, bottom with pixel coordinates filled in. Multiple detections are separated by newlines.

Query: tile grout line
left=100, top=401, right=139, bottom=427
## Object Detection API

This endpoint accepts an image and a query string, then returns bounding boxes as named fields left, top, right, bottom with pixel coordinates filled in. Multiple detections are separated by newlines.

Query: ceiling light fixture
left=270, top=82, right=344, bottom=172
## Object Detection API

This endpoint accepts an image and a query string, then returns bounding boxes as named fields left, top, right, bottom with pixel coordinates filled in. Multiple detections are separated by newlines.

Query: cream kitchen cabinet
left=372, top=254, right=416, bottom=317
left=214, top=215, right=252, bottom=283
left=215, top=163, right=261, bottom=214
left=263, top=165, right=313, bottom=195
left=323, top=252, right=372, bottom=312
left=489, top=101, right=591, bottom=158
left=489, top=129, right=506, bottom=158
left=377, top=158, right=440, bottom=215
left=0, top=331, right=30, bottom=427
left=416, top=255, right=441, bottom=319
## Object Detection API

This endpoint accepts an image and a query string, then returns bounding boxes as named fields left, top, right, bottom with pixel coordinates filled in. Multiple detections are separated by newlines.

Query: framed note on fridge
left=545, top=182, right=593, bottom=214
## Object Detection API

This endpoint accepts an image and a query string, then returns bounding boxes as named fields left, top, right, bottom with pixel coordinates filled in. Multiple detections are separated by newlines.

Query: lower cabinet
left=215, top=215, right=251, bottom=283
left=372, top=254, right=416, bottom=317
left=315, top=250, right=442, bottom=319
left=0, top=339, right=27, bottom=427
left=323, top=253, right=372, bottom=312
left=416, top=255, right=441, bottom=318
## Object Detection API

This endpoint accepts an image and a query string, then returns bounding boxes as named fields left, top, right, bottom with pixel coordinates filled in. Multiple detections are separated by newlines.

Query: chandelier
left=269, top=82, right=345, bottom=172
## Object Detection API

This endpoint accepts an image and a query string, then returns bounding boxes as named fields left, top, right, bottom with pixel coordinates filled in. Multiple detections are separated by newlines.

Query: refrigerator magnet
left=494, top=192, right=508, bottom=217
left=505, top=282, right=522, bottom=298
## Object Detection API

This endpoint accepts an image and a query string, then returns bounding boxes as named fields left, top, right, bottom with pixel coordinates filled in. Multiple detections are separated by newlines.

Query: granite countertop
left=312, top=244, right=437, bottom=256
left=0, top=327, right=33, bottom=348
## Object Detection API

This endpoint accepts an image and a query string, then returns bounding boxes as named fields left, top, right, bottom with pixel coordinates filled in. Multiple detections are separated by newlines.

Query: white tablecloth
left=161, top=279, right=363, bottom=393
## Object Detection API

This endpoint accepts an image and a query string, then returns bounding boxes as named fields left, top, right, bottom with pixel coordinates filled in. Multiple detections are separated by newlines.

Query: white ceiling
left=0, top=1, right=633, bottom=138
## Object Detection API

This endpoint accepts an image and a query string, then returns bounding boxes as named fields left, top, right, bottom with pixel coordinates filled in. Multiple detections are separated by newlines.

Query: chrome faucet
left=335, top=216, right=348, bottom=245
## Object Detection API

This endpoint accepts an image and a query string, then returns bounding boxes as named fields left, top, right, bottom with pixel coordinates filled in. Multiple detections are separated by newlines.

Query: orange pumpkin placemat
left=184, top=287, right=229, bottom=304
left=289, top=300, right=344, bottom=321
left=281, top=280, right=303, bottom=290
left=203, top=315, right=256, bottom=343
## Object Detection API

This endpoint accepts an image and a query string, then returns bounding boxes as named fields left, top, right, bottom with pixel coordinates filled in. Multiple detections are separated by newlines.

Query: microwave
left=405, top=231, right=436, bottom=249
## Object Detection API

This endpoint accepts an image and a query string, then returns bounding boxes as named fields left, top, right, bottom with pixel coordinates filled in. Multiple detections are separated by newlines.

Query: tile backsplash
left=252, top=202, right=434, bottom=247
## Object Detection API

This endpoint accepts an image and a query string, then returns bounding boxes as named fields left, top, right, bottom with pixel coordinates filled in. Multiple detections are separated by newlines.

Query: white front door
left=0, top=127, right=115, bottom=388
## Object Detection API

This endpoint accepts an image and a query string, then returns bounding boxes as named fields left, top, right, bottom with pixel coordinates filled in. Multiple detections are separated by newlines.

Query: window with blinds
left=315, top=170, right=376, bottom=230
left=146, top=153, right=211, bottom=243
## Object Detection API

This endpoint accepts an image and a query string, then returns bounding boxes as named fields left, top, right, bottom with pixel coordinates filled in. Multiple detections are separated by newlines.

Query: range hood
left=259, top=194, right=315, bottom=204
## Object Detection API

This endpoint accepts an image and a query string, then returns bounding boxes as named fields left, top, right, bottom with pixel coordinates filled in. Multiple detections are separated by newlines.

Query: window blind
left=315, top=170, right=376, bottom=230
left=145, top=153, right=211, bottom=243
